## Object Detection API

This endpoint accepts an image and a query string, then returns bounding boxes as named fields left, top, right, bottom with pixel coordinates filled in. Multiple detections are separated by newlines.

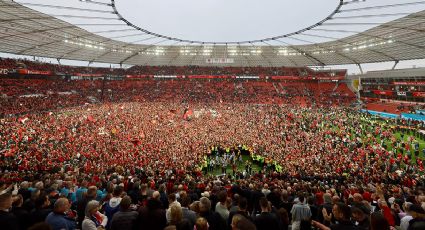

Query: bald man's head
left=353, top=193, right=363, bottom=202
left=54, top=198, right=70, bottom=213
left=152, top=191, right=160, bottom=200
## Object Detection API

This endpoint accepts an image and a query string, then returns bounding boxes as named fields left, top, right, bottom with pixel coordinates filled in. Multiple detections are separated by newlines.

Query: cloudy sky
left=2, top=0, right=425, bottom=73
left=115, top=0, right=338, bottom=43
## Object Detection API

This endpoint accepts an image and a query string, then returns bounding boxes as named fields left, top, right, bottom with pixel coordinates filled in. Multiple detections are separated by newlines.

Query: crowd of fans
left=126, top=65, right=308, bottom=76
left=0, top=58, right=126, bottom=76
left=0, top=58, right=423, bottom=230
left=0, top=78, right=355, bottom=116
left=0, top=101, right=424, bottom=230
left=0, top=57, right=346, bottom=77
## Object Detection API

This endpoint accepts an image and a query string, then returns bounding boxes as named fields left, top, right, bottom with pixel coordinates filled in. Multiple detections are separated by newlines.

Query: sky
left=114, top=0, right=337, bottom=43
left=2, top=0, right=425, bottom=74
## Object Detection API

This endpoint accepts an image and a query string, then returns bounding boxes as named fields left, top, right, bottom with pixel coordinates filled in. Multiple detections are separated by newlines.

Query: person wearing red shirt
left=362, top=189, right=372, bottom=203
left=378, top=200, right=395, bottom=227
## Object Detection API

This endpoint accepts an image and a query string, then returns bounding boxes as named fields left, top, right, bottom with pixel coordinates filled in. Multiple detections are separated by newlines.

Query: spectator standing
left=45, top=198, right=76, bottom=230
left=137, top=191, right=167, bottom=230
left=81, top=200, right=107, bottom=230
left=254, top=197, right=279, bottom=230
left=291, top=195, right=311, bottom=230
left=110, top=196, right=138, bottom=230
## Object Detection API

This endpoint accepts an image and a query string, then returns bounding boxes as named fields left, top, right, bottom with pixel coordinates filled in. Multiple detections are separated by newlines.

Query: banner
left=19, top=94, right=44, bottom=98
left=74, top=73, right=104, bottom=77
left=16, top=69, right=52, bottom=75
left=235, top=76, right=260, bottom=79
left=154, top=75, right=183, bottom=79
left=187, top=75, right=236, bottom=79
left=412, top=92, right=425, bottom=98
left=271, top=76, right=301, bottom=80
left=271, top=76, right=344, bottom=80
left=397, top=91, right=407, bottom=96
left=206, top=58, right=234, bottom=64
left=126, top=75, right=154, bottom=79
left=373, top=90, right=394, bottom=96
left=360, top=109, right=399, bottom=119
left=120, top=75, right=344, bottom=80
left=0, top=69, right=8, bottom=75
left=394, top=81, right=425, bottom=86
left=401, top=113, right=425, bottom=121
left=417, top=110, right=425, bottom=115
left=311, top=76, right=345, bottom=80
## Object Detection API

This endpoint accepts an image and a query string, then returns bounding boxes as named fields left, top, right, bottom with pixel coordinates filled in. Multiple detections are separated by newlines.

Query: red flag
left=130, top=139, right=141, bottom=147
left=87, top=115, right=95, bottom=122
left=183, top=109, right=193, bottom=120
left=18, top=117, right=29, bottom=124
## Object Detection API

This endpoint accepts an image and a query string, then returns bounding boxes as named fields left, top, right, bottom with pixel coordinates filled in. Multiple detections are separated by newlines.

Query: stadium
left=0, top=0, right=424, bottom=230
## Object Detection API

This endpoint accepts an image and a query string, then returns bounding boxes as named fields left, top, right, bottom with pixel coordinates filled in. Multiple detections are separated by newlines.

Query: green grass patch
left=344, top=118, right=424, bottom=164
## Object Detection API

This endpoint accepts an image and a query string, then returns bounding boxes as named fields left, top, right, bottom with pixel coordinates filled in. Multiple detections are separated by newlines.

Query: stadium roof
left=1, top=0, right=425, bottom=67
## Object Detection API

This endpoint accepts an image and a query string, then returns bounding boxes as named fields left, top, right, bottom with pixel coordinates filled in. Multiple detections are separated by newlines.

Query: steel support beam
left=392, top=60, right=400, bottom=70
left=357, top=64, right=364, bottom=74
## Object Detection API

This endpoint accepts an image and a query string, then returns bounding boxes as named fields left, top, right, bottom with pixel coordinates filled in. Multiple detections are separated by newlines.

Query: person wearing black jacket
left=110, top=196, right=138, bottom=230
left=11, top=194, right=31, bottom=230
left=407, top=204, right=425, bottom=230
left=308, top=197, right=319, bottom=221
left=228, top=197, right=253, bottom=229
left=351, top=204, right=370, bottom=230
left=127, top=181, right=141, bottom=205
left=137, top=191, right=167, bottom=230
left=23, top=189, right=40, bottom=212
left=0, top=190, right=20, bottom=230
left=18, top=182, right=31, bottom=202
left=199, top=197, right=227, bottom=230
left=317, top=193, right=333, bottom=225
left=30, top=194, right=52, bottom=226
left=254, top=197, right=280, bottom=230
left=251, top=185, right=265, bottom=216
